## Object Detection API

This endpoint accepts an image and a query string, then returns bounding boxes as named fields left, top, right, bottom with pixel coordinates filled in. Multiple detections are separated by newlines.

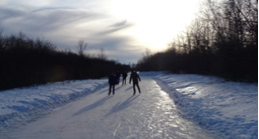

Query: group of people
left=108, top=70, right=141, bottom=95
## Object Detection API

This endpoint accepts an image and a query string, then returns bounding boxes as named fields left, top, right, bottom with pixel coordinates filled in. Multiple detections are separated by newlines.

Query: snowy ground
left=0, top=72, right=257, bottom=139
left=153, top=72, right=258, bottom=139
left=0, top=79, right=107, bottom=131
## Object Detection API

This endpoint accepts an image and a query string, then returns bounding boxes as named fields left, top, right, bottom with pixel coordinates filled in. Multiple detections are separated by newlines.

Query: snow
left=0, top=79, right=107, bottom=131
left=0, top=72, right=257, bottom=139
left=153, top=72, right=258, bottom=139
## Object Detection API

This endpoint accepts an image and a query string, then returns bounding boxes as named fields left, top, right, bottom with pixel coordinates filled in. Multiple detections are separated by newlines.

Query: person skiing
left=108, top=73, right=117, bottom=95
left=129, top=71, right=141, bottom=95
left=122, top=71, right=128, bottom=85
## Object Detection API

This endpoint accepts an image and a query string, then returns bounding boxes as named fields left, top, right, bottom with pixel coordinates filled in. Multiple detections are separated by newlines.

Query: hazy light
left=110, top=0, right=201, bottom=51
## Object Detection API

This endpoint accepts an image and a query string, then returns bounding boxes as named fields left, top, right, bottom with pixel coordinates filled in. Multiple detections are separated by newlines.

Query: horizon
left=0, top=0, right=203, bottom=64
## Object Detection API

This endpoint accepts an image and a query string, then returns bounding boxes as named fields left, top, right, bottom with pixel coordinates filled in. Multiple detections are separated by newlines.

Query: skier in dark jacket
left=129, top=71, right=141, bottom=95
left=108, top=73, right=117, bottom=95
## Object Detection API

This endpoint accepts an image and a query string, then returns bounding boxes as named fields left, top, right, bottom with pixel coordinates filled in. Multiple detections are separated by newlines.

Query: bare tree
left=78, top=40, right=87, bottom=56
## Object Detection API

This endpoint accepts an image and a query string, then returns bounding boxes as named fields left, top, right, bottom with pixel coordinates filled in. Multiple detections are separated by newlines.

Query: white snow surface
left=0, top=72, right=257, bottom=139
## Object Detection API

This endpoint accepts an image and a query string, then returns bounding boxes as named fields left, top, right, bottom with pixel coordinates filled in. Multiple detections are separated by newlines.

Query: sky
left=0, top=0, right=203, bottom=64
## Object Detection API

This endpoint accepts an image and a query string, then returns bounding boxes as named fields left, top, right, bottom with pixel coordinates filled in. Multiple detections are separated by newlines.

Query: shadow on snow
left=73, top=95, right=111, bottom=116
left=105, top=95, right=139, bottom=117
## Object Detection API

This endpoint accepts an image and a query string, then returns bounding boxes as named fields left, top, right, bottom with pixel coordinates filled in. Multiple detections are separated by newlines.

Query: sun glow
left=110, top=0, right=201, bottom=51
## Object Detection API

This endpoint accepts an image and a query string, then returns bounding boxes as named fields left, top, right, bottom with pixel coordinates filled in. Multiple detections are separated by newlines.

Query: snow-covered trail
left=1, top=77, right=216, bottom=139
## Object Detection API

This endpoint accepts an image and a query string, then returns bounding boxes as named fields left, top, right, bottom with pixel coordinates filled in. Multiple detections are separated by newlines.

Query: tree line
left=0, top=32, right=130, bottom=90
left=136, top=0, right=257, bottom=82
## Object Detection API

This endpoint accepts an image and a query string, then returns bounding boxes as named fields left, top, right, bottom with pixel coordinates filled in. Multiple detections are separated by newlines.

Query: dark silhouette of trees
left=0, top=33, right=130, bottom=90
left=136, top=0, right=257, bottom=82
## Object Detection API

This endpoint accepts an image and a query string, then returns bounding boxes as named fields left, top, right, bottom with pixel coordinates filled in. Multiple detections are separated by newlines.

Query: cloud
left=0, top=4, right=106, bottom=33
left=0, top=1, right=143, bottom=63
left=27, top=9, right=100, bottom=31
left=85, top=36, right=145, bottom=63
left=97, top=20, right=133, bottom=35
left=109, top=20, right=128, bottom=27
left=29, top=9, right=96, bottom=30
left=90, top=36, right=130, bottom=50
left=0, top=8, right=26, bottom=20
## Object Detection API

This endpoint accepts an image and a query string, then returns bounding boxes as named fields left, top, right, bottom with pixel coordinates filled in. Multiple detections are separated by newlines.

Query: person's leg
left=122, top=78, right=125, bottom=85
left=117, top=77, right=119, bottom=85
left=112, top=85, right=115, bottom=95
left=108, top=84, right=112, bottom=95
left=133, top=83, right=136, bottom=95
left=136, top=83, right=141, bottom=93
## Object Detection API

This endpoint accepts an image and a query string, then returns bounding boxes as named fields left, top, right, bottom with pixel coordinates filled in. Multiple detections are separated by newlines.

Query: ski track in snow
left=0, top=76, right=217, bottom=139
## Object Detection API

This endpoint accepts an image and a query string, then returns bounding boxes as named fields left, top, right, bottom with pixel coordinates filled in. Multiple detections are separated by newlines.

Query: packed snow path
left=1, top=77, right=217, bottom=139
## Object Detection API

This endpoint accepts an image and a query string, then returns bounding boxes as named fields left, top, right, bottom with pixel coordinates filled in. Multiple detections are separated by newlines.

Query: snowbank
left=0, top=79, right=107, bottom=131
left=154, top=73, right=258, bottom=139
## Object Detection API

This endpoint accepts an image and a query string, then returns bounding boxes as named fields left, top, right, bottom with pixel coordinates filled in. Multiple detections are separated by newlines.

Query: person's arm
left=138, top=74, right=141, bottom=82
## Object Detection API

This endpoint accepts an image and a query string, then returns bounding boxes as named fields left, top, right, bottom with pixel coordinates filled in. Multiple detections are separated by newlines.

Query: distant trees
left=136, top=0, right=257, bottom=82
left=0, top=33, right=130, bottom=90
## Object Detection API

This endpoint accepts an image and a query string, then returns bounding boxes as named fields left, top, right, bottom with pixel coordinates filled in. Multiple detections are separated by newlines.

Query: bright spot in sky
left=110, top=0, right=201, bottom=51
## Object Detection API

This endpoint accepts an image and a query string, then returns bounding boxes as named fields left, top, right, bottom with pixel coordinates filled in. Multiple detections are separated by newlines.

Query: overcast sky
left=0, top=0, right=203, bottom=64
